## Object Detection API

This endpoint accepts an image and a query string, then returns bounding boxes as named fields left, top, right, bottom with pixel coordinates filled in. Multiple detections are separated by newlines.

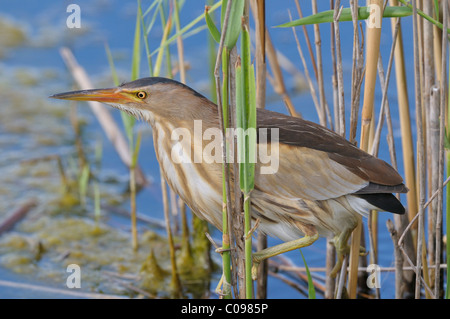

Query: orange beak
left=49, top=87, right=135, bottom=104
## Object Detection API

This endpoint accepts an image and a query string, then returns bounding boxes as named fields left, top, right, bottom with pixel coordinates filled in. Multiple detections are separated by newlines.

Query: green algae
left=0, top=16, right=26, bottom=58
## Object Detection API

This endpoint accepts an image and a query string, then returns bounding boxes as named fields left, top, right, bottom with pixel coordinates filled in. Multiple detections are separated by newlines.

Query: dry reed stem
left=434, top=0, right=448, bottom=297
left=390, top=0, right=419, bottom=230
left=375, top=56, right=398, bottom=168
left=333, top=1, right=347, bottom=298
left=0, top=280, right=128, bottom=299
left=359, top=0, right=383, bottom=152
left=294, top=0, right=319, bottom=81
left=333, top=3, right=345, bottom=137
left=335, top=255, right=348, bottom=299
left=349, top=1, right=365, bottom=144
left=311, top=0, right=329, bottom=128
left=335, top=3, right=362, bottom=298
left=0, top=200, right=37, bottom=235
left=295, top=0, right=333, bottom=129
left=411, top=0, right=427, bottom=299
left=349, top=0, right=384, bottom=299
left=370, top=50, right=399, bottom=269
left=398, top=211, right=436, bottom=298
left=389, top=0, right=418, bottom=298
left=278, top=263, right=449, bottom=273
left=327, top=2, right=339, bottom=290
left=325, top=0, right=338, bottom=281
left=423, top=1, right=437, bottom=280
left=386, top=219, right=403, bottom=299
left=431, top=86, right=444, bottom=296
left=370, top=19, right=399, bottom=158
left=265, top=31, right=300, bottom=118
left=330, top=0, right=339, bottom=135
left=288, top=11, right=321, bottom=119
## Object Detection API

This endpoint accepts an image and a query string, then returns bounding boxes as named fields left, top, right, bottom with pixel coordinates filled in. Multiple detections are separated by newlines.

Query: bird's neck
left=148, top=102, right=224, bottom=229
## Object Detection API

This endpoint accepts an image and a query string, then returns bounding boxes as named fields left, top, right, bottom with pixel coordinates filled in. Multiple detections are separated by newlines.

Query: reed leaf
left=144, top=0, right=163, bottom=36
left=205, top=6, right=221, bottom=43
left=235, top=65, right=256, bottom=193
left=151, top=0, right=222, bottom=58
left=104, top=43, right=120, bottom=86
left=131, top=1, right=141, bottom=81
left=221, top=0, right=245, bottom=50
left=276, top=6, right=412, bottom=28
left=299, top=249, right=316, bottom=299
left=142, top=0, right=162, bottom=18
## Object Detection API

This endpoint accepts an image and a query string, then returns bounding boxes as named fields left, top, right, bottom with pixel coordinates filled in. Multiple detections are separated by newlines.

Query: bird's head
left=50, top=77, right=213, bottom=123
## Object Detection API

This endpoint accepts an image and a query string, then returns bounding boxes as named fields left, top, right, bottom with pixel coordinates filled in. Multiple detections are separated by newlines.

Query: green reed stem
left=221, top=46, right=232, bottom=299
left=235, top=18, right=256, bottom=298
left=446, top=58, right=450, bottom=299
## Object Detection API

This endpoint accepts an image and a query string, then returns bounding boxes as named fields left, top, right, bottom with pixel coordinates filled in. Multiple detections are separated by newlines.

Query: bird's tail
left=356, top=193, right=405, bottom=215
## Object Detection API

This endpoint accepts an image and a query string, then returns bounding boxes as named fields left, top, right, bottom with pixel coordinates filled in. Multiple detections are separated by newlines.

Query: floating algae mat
left=0, top=16, right=26, bottom=58
left=0, top=214, right=211, bottom=298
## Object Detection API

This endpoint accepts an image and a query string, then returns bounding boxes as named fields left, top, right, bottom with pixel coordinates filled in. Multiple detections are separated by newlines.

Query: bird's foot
left=359, top=246, right=369, bottom=257
left=214, top=273, right=232, bottom=297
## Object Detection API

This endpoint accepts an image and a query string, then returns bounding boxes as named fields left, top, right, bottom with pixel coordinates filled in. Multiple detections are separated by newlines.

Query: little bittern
left=51, top=77, right=407, bottom=277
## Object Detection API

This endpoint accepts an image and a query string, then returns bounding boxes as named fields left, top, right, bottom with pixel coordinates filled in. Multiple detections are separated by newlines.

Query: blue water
left=0, top=0, right=426, bottom=299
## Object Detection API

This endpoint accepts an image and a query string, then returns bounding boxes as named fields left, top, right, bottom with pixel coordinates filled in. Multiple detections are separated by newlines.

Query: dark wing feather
left=355, top=182, right=408, bottom=194
left=256, top=109, right=405, bottom=190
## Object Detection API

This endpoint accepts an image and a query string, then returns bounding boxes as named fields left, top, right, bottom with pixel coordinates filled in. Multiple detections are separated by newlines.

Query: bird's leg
left=330, top=229, right=351, bottom=278
left=252, top=232, right=319, bottom=280
left=329, top=226, right=369, bottom=278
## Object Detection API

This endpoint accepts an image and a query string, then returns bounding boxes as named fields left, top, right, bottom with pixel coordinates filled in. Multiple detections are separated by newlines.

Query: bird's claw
left=359, top=246, right=368, bottom=257
left=251, top=255, right=262, bottom=280
left=251, top=263, right=259, bottom=281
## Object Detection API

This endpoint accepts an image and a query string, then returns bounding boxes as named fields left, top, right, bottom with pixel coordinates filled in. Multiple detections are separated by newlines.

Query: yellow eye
left=136, top=91, right=147, bottom=99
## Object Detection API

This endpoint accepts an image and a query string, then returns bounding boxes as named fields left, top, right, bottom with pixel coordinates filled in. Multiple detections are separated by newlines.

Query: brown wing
left=255, top=109, right=406, bottom=201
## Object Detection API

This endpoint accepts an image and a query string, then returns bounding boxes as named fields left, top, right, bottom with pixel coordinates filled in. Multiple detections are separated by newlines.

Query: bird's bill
left=50, top=87, right=134, bottom=104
